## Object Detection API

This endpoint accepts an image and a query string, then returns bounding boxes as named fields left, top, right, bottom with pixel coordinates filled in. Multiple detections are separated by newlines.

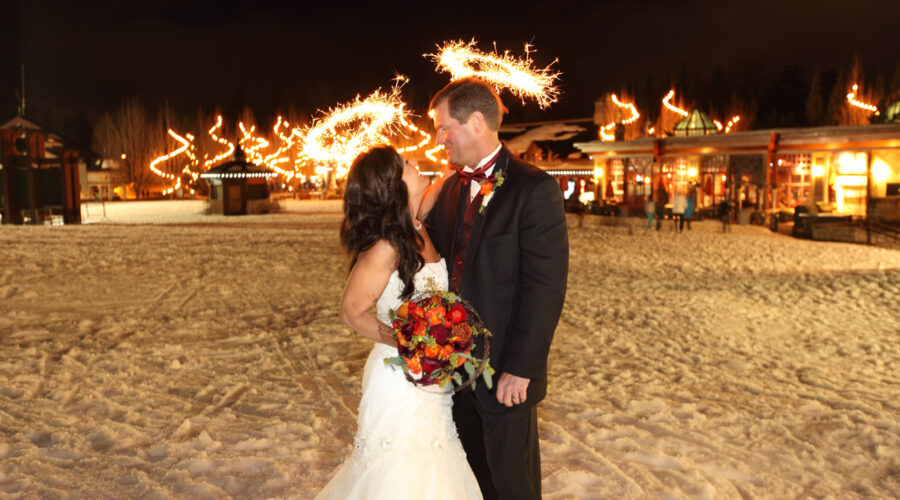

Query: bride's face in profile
left=401, top=158, right=427, bottom=202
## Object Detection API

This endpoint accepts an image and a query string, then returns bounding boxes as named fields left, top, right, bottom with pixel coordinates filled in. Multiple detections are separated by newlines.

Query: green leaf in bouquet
left=452, top=371, right=462, bottom=385
left=482, top=368, right=493, bottom=390
left=463, top=360, right=476, bottom=379
left=384, top=356, right=406, bottom=368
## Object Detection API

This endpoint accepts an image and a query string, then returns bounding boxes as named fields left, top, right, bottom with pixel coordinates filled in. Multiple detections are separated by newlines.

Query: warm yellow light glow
left=430, top=39, right=560, bottom=108
left=687, top=167, right=698, bottom=177
left=610, top=94, right=640, bottom=125
left=120, top=153, right=127, bottom=160
left=872, top=159, right=891, bottom=183
left=846, top=83, right=880, bottom=115
left=599, top=94, right=641, bottom=142
left=724, top=116, right=740, bottom=133
left=648, top=126, right=655, bottom=135
left=662, top=90, right=688, bottom=117
left=721, top=174, right=727, bottom=182
left=836, top=176, right=866, bottom=187
left=812, top=165, right=825, bottom=177
left=300, top=83, right=411, bottom=173
left=593, top=166, right=603, bottom=179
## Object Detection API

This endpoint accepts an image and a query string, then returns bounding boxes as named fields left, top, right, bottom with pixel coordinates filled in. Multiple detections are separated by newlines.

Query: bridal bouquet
left=385, top=289, right=493, bottom=391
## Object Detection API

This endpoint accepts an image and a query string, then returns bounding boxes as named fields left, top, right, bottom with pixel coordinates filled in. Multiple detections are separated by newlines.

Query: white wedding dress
left=315, top=259, right=482, bottom=500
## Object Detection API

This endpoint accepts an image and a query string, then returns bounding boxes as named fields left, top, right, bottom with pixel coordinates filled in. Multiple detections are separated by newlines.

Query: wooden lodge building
left=574, top=124, right=900, bottom=234
left=0, top=116, right=97, bottom=225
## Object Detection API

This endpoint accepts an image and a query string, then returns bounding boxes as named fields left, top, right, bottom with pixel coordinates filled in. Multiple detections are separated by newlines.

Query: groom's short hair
left=430, top=77, right=505, bottom=131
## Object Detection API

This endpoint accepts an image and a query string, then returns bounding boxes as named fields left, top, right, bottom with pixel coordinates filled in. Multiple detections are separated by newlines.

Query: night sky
left=4, top=0, right=899, bottom=140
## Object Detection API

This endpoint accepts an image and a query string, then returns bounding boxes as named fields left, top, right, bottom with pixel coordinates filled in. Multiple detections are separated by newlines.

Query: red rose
left=430, top=324, right=451, bottom=345
left=422, top=356, right=443, bottom=375
left=447, top=303, right=468, bottom=324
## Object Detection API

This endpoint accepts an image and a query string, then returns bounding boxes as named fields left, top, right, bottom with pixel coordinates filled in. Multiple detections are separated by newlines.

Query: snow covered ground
left=2, top=200, right=899, bottom=499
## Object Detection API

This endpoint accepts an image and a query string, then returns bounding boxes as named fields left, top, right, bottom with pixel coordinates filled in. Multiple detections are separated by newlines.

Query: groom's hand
left=496, top=372, right=530, bottom=407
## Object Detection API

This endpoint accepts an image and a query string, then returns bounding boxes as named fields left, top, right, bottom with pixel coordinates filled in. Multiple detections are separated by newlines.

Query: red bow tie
left=458, top=151, right=501, bottom=186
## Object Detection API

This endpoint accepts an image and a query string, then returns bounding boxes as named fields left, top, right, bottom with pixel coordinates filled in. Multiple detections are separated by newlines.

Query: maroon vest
left=449, top=151, right=501, bottom=292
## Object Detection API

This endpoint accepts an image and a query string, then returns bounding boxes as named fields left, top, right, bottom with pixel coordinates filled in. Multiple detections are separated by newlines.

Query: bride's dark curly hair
left=340, top=145, right=424, bottom=299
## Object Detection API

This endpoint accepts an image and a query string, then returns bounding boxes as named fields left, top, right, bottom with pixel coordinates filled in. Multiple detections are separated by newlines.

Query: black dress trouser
left=453, top=389, right=541, bottom=500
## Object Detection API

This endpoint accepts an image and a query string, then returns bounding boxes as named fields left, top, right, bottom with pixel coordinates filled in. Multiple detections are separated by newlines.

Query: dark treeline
left=6, top=59, right=900, bottom=154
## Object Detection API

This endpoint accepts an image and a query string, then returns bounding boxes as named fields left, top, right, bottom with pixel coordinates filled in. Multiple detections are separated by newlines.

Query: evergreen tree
left=827, top=69, right=846, bottom=126
left=805, top=68, right=826, bottom=126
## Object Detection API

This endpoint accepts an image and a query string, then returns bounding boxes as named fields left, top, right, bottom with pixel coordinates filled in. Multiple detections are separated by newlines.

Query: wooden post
left=866, top=150, right=872, bottom=245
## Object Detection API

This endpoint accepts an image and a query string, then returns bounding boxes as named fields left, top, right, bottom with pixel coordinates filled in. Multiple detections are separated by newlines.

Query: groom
left=425, top=77, right=569, bottom=499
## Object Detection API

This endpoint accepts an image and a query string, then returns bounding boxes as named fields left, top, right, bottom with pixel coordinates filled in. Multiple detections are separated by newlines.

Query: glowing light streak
left=299, top=83, right=415, bottom=174
left=847, top=84, right=880, bottom=115
left=205, top=116, right=235, bottom=169
left=662, top=90, right=689, bottom=117
left=610, top=94, right=640, bottom=125
left=597, top=94, right=641, bottom=142
left=425, top=144, right=448, bottom=165
left=430, top=39, right=560, bottom=108
left=724, top=116, right=740, bottom=133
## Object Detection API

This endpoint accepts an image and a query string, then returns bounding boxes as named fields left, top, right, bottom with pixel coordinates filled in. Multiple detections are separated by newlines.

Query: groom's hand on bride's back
left=496, top=372, right=530, bottom=407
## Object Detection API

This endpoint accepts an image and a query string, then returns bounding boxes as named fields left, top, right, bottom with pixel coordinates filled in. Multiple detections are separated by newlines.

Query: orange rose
left=455, top=356, right=466, bottom=368
left=396, top=302, right=409, bottom=319
left=441, top=344, right=455, bottom=360
left=480, top=181, right=494, bottom=196
left=424, top=344, right=441, bottom=359
left=405, top=355, right=422, bottom=374
left=426, top=306, right=446, bottom=326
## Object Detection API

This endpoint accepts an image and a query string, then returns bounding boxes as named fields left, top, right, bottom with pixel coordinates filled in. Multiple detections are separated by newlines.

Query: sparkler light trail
left=299, top=80, right=423, bottom=177
left=429, top=40, right=560, bottom=108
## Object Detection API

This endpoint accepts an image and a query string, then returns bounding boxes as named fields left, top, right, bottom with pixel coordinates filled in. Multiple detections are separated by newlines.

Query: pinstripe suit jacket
left=426, top=146, right=569, bottom=412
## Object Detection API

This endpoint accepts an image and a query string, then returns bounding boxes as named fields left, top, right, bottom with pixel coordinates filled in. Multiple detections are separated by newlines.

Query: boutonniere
left=478, top=170, right=505, bottom=214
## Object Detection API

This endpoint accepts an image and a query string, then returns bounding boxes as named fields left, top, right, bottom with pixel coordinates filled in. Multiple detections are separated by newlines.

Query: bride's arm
left=416, top=169, right=451, bottom=220
left=339, top=240, right=398, bottom=346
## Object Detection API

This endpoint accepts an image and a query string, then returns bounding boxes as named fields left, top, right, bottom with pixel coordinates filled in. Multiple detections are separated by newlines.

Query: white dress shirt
left=461, top=144, right=502, bottom=201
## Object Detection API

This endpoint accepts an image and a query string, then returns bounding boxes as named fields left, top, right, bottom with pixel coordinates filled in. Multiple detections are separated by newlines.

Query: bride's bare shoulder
left=357, top=239, right=398, bottom=269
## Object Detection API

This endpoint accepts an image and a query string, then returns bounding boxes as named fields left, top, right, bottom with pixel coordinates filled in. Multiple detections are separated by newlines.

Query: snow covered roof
left=500, top=118, right=597, bottom=157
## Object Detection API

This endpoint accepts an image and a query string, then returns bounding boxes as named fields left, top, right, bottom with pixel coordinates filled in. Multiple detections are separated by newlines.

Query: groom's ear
left=468, top=111, right=487, bottom=134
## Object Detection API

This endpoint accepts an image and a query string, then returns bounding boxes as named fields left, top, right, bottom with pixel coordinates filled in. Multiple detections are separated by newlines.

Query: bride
left=315, top=146, right=481, bottom=499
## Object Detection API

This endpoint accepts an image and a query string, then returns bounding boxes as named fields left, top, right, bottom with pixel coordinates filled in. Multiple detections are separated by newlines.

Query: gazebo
left=201, top=146, right=276, bottom=215
left=673, top=109, right=718, bottom=137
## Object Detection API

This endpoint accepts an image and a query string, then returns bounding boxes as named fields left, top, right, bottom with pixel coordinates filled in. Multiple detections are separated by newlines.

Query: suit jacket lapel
left=463, top=148, right=511, bottom=277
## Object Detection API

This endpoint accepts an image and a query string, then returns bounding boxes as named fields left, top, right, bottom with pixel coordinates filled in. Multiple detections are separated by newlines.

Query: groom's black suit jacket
left=426, top=146, right=569, bottom=412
